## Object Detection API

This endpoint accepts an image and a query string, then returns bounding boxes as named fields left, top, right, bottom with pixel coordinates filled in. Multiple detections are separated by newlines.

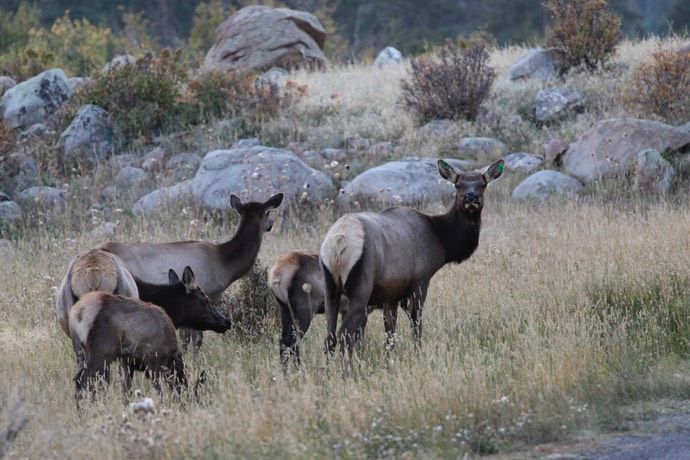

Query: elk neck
left=429, top=204, right=482, bottom=265
left=217, top=213, right=265, bottom=281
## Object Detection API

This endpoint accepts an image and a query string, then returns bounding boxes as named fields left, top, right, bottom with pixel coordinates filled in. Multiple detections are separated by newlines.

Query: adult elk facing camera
left=100, top=193, right=284, bottom=352
left=269, top=251, right=428, bottom=367
left=69, top=267, right=229, bottom=401
left=320, top=159, right=504, bottom=356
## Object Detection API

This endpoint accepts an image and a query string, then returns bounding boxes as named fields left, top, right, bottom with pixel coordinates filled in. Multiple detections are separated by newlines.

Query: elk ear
left=168, top=269, right=180, bottom=285
left=483, top=159, right=504, bottom=183
left=264, top=192, right=284, bottom=210
left=230, top=194, right=243, bottom=212
left=437, top=160, right=459, bottom=184
left=182, top=266, right=195, bottom=288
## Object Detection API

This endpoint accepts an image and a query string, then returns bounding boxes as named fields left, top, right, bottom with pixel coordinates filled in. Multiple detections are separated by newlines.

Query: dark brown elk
left=269, top=251, right=429, bottom=367
left=69, top=267, right=229, bottom=401
left=55, top=248, right=139, bottom=338
left=320, top=159, right=504, bottom=356
left=99, top=193, right=284, bottom=352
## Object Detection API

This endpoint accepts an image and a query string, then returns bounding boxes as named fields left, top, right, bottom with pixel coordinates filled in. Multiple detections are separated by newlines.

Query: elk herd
left=55, top=159, right=503, bottom=405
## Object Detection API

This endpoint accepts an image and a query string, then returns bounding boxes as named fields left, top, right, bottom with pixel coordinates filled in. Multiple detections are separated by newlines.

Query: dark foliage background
left=0, top=0, right=686, bottom=61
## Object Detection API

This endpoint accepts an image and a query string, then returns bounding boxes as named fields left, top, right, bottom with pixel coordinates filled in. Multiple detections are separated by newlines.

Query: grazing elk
left=269, top=251, right=428, bottom=367
left=70, top=267, right=229, bottom=402
left=320, top=159, right=504, bottom=356
left=56, top=248, right=139, bottom=339
left=100, top=193, right=284, bottom=352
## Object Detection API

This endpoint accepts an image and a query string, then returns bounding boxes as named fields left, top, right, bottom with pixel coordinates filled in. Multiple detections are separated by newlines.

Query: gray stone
left=373, top=46, right=403, bottom=68
left=507, top=48, right=567, bottom=83
left=535, top=86, right=586, bottom=122
left=0, top=201, right=22, bottom=229
left=192, top=146, right=335, bottom=211
left=512, top=170, right=583, bottom=203
left=336, top=157, right=470, bottom=209
left=0, top=69, right=72, bottom=129
left=201, top=5, right=327, bottom=74
left=15, top=186, right=66, bottom=214
left=165, top=153, right=202, bottom=183
left=563, top=118, right=690, bottom=183
left=102, top=55, right=135, bottom=73
left=57, top=104, right=113, bottom=171
left=115, top=167, right=150, bottom=190
left=632, top=149, right=674, bottom=195
left=141, top=147, right=167, bottom=173
left=458, top=137, right=508, bottom=163
left=133, top=181, right=194, bottom=216
left=504, top=153, right=544, bottom=173
left=0, top=153, right=37, bottom=195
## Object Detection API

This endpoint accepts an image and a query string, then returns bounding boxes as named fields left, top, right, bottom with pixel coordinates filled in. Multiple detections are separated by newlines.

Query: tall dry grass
left=3, top=37, right=690, bottom=458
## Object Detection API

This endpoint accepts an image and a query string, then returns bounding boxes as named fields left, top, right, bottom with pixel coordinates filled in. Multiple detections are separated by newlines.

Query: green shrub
left=399, top=41, right=496, bottom=123
left=0, top=1, right=41, bottom=53
left=183, top=70, right=250, bottom=124
left=0, top=46, right=54, bottom=82
left=544, top=0, right=622, bottom=71
left=624, top=45, right=690, bottom=125
left=75, top=49, right=187, bottom=146
left=27, top=12, right=117, bottom=77
left=188, top=0, right=234, bottom=64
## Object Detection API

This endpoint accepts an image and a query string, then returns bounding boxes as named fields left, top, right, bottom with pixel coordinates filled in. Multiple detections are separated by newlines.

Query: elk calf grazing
left=55, top=248, right=139, bottom=338
left=100, top=193, right=284, bottom=352
left=320, top=159, right=504, bottom=356
left=269, top=251, right=428, bottom=366
left=69, top=267, right=228, bottom=401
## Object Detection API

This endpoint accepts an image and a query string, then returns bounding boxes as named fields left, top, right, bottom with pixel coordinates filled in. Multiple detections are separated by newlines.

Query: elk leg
left=181, top=328, right=203, bottom=361
left=338, top=299, right=368, bottom=357
left=409, top=283, right=429, bottom=346
left=278, top=297, right=311, bottom=369
left=119, top=360, right=134, bottom=400
left=383, top=301, right=399, bottom=360
left=322, top=265, right=340, bottom=356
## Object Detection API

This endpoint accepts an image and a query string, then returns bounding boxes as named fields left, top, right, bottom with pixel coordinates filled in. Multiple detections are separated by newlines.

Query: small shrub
left=75, top=49, right=187, bottom=145
left=0, top=45, right=54, bottom=82
left=544, top=0, right=622, bottom=72
left=183, top=70, right=251, bottom=124
left=225, top=260, right=277, bottom=343
left=624, top=45, right=690, bottom=125
left=399, top=41, right=496, bottom=123
left=0, top=120, right=15, bottom=156
left=249, top=77, right=308, bottom=126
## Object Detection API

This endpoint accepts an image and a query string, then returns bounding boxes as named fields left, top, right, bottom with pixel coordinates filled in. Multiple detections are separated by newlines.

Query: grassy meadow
left=3, top=36, right=690, bottom=458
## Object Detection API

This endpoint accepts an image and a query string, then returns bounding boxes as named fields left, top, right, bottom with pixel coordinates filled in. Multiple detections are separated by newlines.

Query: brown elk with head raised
left=320, top=159, right=504, bottom=356
left=269, top=251, right=428, bottom=367
left=99, top=193, right=284, bottom=352
left=69, top=267, right=227, bottom=402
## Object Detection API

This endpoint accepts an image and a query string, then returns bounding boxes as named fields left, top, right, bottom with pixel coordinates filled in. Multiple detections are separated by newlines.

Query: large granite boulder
left=192, top=146, right=334, bottom=212
left=0, top=69, right=72, bottom=129
left=507, top=48, right=567, bottom=83
left=201, top=5, right=327, bottom=74
left=563, top=118, right=690, bottom=183
left=511, top=170, right=583, bottom=203
left=56, top=104, right=113, bottom=171
left=336, top=157, right=471, bottom=209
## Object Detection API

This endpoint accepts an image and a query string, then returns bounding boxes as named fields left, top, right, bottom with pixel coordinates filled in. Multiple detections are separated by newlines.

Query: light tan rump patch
left=70, top=250, right=119, bottom=297
left=320, top=214, right=365, bottom=287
